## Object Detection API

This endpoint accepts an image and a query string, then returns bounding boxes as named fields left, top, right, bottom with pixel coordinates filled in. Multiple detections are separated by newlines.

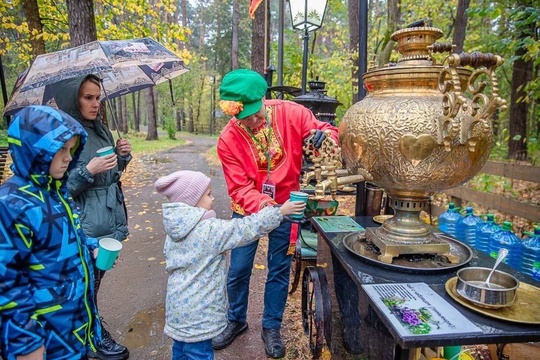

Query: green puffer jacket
left=52, top=76, right=131, bottom=241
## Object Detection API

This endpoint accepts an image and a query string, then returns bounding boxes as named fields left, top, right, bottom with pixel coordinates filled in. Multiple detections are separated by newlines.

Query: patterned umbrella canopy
left=4, top=37, right=189, bottom=115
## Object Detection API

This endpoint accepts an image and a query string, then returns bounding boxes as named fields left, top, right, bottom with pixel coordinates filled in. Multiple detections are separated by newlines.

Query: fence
left=430, top=160, right=540, bottom=227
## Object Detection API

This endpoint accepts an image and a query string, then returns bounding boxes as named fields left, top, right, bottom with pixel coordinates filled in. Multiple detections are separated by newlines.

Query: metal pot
left=456, top=267, right=519, bottom=309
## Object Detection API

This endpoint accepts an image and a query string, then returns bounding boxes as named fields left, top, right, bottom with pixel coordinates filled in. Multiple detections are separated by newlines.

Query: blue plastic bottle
left=488, top=221, right=522, bottom=270
left=520, top=226, right=540, bottom=281
left=438, top=202, right=461, bottom=238
left=475, top=214, right=499, bottom=254
left=456, top=207, right=482, bottom=247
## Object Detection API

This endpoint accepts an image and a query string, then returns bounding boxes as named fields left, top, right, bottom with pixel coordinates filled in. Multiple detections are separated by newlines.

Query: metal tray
left=342, top=231, right=473, bottom=273
left=446, top=277, right=540, bottom=324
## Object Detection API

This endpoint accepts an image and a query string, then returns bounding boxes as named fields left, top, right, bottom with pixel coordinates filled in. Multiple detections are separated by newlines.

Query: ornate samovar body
left=339, top=26, right=506, bottom=263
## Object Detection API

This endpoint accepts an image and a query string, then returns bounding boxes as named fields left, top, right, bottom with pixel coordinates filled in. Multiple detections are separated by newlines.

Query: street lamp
left=288, top=0, right=328, bottom=94
left=209, top=75, right=215, bottom=135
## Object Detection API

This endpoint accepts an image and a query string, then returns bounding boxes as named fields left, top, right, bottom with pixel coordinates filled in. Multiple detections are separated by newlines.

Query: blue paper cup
left=96, top=146, right=114, bottom=157
left=96, top=238, right=123, bottom=271
left=289, top=191, right=309, bottom=219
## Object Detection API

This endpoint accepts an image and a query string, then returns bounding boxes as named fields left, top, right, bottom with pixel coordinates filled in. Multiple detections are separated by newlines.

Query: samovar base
left=365, top=227, right=458, bottom=264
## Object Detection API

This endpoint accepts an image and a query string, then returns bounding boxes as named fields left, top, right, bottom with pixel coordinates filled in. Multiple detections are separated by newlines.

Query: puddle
left=122, top=304, right=166, bottom=351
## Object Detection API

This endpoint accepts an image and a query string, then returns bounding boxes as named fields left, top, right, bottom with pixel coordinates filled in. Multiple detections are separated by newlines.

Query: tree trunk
left=452, top=0, right=470, bottom=53
left=378, top=0, right=401, bottom=67
left=66, top=0, right=97, bottom=46
left=176, top=108, right=182, bottom=132
left=22, top=0, right=45, bottom=58
left=231, top=0, right=240, bottom=69
left=251, top=0, right=268, bottom=73
left=349, top=0, right=360, bottom=103
left=132, top=92, right=140, bottom=132
left=121, top=96, right=128, bottom=133
left=146, top=87, right=159, bottom=140
left=508, top=32, right=534, bottom=159
left=188, top=107, right=194, bottom=133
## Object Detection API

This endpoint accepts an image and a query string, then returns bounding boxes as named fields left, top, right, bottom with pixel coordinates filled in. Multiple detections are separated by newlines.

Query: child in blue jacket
left=0, top=106, right=102, bottom=359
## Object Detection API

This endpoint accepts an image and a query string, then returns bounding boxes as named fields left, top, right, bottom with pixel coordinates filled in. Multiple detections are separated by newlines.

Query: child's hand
left=280, top=199, right=306, bottom=217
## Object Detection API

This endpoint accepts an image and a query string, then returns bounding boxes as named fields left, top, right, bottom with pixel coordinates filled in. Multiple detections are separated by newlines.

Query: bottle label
left=533, top=261, right=540, bottom=279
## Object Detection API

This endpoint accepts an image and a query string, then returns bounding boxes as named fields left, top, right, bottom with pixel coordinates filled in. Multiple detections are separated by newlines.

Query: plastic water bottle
left=475, top=214, right=499, bottom=254
left=438, top=202, right=461, bottom=238
left=488, top=221, right=522, bottom=270
left=456, top=206, right=481, bottom=247
left=520, top=226, right=540, bottom=281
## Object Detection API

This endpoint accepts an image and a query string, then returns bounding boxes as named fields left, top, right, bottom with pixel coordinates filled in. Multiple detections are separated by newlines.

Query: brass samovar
left=339, top=25, right=506, bottom=263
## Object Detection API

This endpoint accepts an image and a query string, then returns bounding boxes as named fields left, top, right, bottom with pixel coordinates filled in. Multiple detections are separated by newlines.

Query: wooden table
left=310, top=216, right=540, bottom=360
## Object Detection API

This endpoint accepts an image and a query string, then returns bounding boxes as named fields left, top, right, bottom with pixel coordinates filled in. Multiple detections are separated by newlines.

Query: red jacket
left=217, top=99, right=338, bottom=215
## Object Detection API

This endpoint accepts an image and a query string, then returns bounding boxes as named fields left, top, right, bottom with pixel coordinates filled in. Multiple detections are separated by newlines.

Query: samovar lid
left=390, top=24, right=444, bottom=64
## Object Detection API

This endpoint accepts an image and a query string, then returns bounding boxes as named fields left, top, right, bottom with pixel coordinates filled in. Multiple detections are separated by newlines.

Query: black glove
left=313, top=130, right=326, bottom=149
left=283, top=215, right=308, bottom=224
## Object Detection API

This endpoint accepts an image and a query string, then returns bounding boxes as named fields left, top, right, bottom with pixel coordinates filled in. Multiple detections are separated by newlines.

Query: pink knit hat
left=154, top=170, right=211, bottom=206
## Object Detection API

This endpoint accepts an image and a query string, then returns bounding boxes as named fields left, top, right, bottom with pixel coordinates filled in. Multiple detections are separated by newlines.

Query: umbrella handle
left=100, top=83, right=122, bottom=139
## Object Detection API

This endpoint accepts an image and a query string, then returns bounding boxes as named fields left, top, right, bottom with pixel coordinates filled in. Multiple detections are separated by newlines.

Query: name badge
left=262, top=180, right=276, bottom=200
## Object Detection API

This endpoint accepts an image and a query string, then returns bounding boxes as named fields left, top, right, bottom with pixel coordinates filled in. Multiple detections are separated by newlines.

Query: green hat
left=219, top=69, right=268, bottom=119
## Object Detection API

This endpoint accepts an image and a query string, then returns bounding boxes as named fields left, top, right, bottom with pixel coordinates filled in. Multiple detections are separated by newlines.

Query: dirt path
left=96, top=134, right=308, bottom=359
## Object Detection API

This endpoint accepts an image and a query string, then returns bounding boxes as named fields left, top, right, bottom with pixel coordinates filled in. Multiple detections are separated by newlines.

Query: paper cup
left=96, top=146, right=114, bottom=157
left=443, top=346, right=462, bottom=360
left=289, top=191, right=309, bottom=219
left=96, top=238, right=123, bottom=271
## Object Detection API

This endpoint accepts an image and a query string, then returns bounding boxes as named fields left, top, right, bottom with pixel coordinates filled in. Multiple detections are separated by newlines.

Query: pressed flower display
left=382, top=296, right=440, bottom=335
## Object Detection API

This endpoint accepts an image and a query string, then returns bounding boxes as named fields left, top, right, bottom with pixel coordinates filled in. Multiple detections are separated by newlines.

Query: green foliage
left=164, top=118, right=176, bottom=140
left=0, top=130, right=7, bottom=147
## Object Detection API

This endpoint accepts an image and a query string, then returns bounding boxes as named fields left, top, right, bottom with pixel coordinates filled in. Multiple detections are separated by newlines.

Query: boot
left=89, top=267, right=129, bottom=359
left=88, top=327, right=129, bottom=360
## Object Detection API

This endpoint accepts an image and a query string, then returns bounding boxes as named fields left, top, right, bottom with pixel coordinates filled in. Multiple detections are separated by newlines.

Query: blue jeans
left=171, top=339, right=213, bottom=360
left=227, top=213, right=292, bottom=329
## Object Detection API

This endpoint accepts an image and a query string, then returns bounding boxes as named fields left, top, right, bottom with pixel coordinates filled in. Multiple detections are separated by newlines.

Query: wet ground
left=95, top=134, right=277, bottom=359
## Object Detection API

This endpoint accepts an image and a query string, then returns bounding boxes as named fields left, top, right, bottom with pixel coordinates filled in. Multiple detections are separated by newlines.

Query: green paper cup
left=96, top=238, right=122, bottom=271
left=96, top=146, right=114, bottom=157
left=289, top=191, right=309, bottom=219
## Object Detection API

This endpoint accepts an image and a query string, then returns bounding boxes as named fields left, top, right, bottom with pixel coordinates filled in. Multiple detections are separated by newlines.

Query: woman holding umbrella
left=52, top=74, right=131, bottom=360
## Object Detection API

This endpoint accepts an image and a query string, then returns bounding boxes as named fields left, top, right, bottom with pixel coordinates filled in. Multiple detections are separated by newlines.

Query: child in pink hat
left=154, top=170, right=305, bottom=360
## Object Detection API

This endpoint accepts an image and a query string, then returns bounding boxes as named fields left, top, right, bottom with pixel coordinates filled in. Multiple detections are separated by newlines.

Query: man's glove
left=283, top=215, right=308, bottom=224
left=313, top=130, right=326, bottom=149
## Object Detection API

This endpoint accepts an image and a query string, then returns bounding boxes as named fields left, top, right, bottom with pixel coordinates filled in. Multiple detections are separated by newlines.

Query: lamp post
left=209, top=75, right=215, bottom=136
left=288, top=0, right=328, bottom=94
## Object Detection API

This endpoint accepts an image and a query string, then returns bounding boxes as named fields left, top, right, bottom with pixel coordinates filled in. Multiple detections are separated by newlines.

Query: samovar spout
left=302, top=168, right=350, bottom=188
left=314, top=173, right=370, bottom=199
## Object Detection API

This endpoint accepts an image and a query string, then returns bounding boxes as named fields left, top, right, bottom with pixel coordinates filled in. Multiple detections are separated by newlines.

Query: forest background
left=0, top=0, right=538, bottom=160
left=0, top=0, right=539, bottom=228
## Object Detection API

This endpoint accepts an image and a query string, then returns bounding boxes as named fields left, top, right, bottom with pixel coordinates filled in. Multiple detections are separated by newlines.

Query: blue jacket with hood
left=0, top=106, right=102, bottom=359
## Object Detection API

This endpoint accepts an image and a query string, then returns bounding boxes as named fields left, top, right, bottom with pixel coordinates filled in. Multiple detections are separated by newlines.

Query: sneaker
left=261, top=328, right=285, bottom=358
left=211, top=321, right=248, bottom=350
left=88, top=327, right=129, bottom=360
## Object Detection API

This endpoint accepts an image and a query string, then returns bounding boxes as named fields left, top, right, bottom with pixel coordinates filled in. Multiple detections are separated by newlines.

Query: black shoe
left=88, top=327, right=129, bottom=360
left=261, top=328, right=285, bottom=358
left=211, top=321, right=248, bottom=350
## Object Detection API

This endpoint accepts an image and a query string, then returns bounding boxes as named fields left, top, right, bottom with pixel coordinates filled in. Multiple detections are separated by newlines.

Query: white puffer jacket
left=162, top=202, right=283, bottom=342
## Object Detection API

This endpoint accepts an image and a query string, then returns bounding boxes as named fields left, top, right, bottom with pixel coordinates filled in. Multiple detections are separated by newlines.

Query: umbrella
left=4, top=37, right=189, bottom=119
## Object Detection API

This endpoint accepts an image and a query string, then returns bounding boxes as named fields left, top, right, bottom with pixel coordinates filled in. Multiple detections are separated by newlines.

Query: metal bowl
left=456, top=267, right=519, bottom=309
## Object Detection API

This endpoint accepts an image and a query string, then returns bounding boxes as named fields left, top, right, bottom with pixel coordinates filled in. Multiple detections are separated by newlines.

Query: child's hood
left=8, top=105, right=87, bottom=184
left=161, top=202, right=207, bottom=241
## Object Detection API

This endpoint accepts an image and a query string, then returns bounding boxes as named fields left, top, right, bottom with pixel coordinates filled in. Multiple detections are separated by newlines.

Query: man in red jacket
left=212, top=69, right=338, bottom=358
